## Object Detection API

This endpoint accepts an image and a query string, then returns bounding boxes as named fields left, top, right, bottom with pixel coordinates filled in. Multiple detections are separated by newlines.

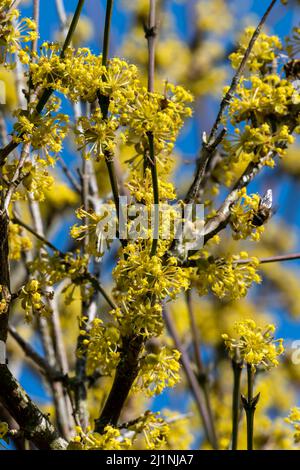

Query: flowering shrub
left=0, top=0, right=300, bottom=453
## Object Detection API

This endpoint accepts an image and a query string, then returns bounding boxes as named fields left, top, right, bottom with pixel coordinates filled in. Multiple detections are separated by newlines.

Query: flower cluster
left=134, top=348, right=181, bottom=397
left=192, top=252, right=261, bottom=299
left=127, top=411, right=170, bottom=450
left=0, top=2, right=38, bottom=65
left=30, top=45, right=138, bottom=105
left=222, top=319, right=284, bottom=370
left=2, top=156, right=54, bottom=202
left=75, top=110, right=122, bottom=160
left=81, top=318, right=121, bottom=376
left=125, top=83, right=193, bottom=157
left=0, top=286, right=8, bottom=315
left=286, top=408, right=300, bottom=443
left=0, top=422, right=8, bottom=441
left=126, top=168, right=176, bottom=205
left=70, top=206, right=115, bottom=257
left=13, top=99, right=69, bottom=161
left=28, top=251, right=89, bottom=288
left=19, top=279, right=53, bottom=321
left=225, top=124, right=294, bottom=166
left=69, top=425, right=132, bottom=450
left=230, top=28, right=282, bottom=72
left=230, top=188, right=266, bottom=241
left=229, top=75, right=299, bottom=125
left=8, top=222, right=32, bottom=260
left=113, top=241, right=190, bottom=337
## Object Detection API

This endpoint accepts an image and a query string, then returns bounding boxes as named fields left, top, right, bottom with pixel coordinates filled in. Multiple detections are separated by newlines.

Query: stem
left=94, top=334, right=144, bottom=432
left=231, top=357, right=243, bottom=450
left=147, top=0, right=156, bottom=94
left=8, top=325, right=61, bottom=379
left=146, top=1, right=159, bottom=256
left=163, top=307, right=218, bottom=449
left=244, top=363, right=257, bottom=451
left=97, top=1, right=126, bottom=239
left=0, top=365, right=67, bottom=449
left=208, top=0, right=278, bottom=145
left=148, top=132, right=159, bottom=257
left=185, top=291, right=217, bottom=445
left=32, top=0, right=40, bottom=55
left=235, top=252, right=300, bottom=265
left=102, top=0, right=114, bottom=67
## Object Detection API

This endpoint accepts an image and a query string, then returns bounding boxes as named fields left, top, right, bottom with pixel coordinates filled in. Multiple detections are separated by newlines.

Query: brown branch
left=94, top=334, right=144, bottom=433
left=146, top=0, right=157, bottom=94
left=0, top=365, right=67, bottom=449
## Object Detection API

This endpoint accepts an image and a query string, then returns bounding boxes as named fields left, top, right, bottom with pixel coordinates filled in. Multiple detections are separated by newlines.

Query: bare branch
left=163, top=306, right=218, bottom=449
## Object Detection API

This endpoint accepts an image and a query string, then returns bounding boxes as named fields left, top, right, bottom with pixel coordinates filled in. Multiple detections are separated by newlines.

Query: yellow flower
left=222, top=319, right=284, bottom=370
left=286, top=408, right=300, bottom=443
left=134, top=348, right=181, bottom=396
left=68, top=425, right=132, bottom=450
left=83, top=318, right=121, bottom=375
left=230, top=27, right=282, bottom=72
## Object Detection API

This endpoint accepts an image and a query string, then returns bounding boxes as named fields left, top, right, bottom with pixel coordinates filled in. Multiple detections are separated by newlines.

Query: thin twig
left=146, top=1, right=159, bottom=257
left=163, top=307, right=218, bottom=449
left=185, top=291, right=217, bottom=446
left=184, top=0, right=278, bottom=204
left=8, top=325, right=61, bottom=379
left=58, top=157, right=81, bottom=193
left=208, top=0, right=278, bottom=144
left=231, top=354, right=243, bottom=450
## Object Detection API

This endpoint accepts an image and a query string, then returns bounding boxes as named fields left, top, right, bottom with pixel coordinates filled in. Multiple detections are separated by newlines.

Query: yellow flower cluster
left=226, top=123, right=294, bottom=165
left=0, top=286, right=8, bottom=315
left=28, top=251, right=92, bottom=301
left=70, top=206, right=115, bottom=257
left=29, top=45, right=138, bottom=105
left=286, top=408, right=300, bottom=443
left=113, top=242, right=190, bottom=337
left=192, top=252, right=260, bottom=299
left=230, top=188, right=266, bottom=241
left=8, top=222, right=32, bottom=260
left=222, top=319, right=284, bottom=369
left=126, top=168, right=176, bottom=205
left=229, top=75, right=299, bottom=125
left=69, top=425, right=132, bottom=450
left=134, top=348, right=181, bottom=397
left=127, top=411, right=170, bottom=450
left=125, top=83, right=193, bottom=157
left=2, top=156, right=54, bottom=202
left=19, top=279, right=53, bottom=321
left=230, top=28, right=282, bottom=72
left=75, top=110, right=122, bottom=160
left=0, top=2, right=38, bottom=65
left=13, top=99, right=69, bottom=161
left=80, top=318, right=121, bottom=376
